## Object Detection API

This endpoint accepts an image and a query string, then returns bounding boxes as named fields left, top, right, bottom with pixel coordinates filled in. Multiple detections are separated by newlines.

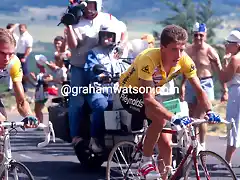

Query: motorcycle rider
left=84, top=20, right=130, bottom=152
left=64, top=0, right=123, bottom=146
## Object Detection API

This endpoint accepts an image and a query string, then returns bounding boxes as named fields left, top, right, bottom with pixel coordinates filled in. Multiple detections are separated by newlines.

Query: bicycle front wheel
left=0, top=161, right=34, bottom=180
left=184, top=150, right=237, bottom=180
left=106, top=140, right=142, bottom=180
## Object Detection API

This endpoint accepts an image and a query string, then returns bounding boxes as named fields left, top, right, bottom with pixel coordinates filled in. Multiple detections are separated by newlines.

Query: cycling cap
left=193, top=22, right=207, bottom=32
left=226, top=30, right=240, bottom=43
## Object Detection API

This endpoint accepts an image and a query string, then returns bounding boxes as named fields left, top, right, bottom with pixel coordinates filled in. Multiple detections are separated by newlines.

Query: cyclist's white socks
left=200, top=142, right=206, bottom=150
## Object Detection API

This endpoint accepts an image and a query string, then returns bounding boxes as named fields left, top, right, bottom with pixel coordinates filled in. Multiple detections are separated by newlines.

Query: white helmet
left=127, top=39, right=149, bottom=59
left=99, top=20, right=122, bottom=46
left=87, top=0, right=102, bottom=12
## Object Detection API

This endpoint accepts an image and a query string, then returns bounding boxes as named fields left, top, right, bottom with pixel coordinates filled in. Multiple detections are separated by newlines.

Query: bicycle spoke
left=184, top=150, right=237, bottom=180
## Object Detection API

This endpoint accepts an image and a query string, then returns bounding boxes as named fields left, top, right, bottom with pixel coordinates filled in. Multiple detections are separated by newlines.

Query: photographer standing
left=63, top=0, right=124, bottom=146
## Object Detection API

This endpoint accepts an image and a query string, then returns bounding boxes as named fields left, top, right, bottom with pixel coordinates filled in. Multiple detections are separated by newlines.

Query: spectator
left=65, top=0, right=122, bottom=146
left=46, top=54, right=68, bottom=97
left=16, top=24, right=33, bottom=92
left=181, top=22, right=228, bottom=150
left=29, top=55, right=51, bottom=124
left=6, top=23, right=19, bottom=46
left=217, top=30, right=240, bottom=167
left=126, top=39, right=149, bottom=62
left=84, top=20, right=129, bottom=153
left=53, top=34, right=71, bottom=58
left=141, top=34, right=155, bottom=48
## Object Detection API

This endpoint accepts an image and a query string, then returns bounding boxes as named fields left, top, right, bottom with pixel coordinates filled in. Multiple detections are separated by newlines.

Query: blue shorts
left=185, top=77, right=215, bottom=104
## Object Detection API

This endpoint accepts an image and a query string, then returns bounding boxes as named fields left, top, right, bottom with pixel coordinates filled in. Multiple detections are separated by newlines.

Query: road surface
left=7, top=113, right=240, bottom=179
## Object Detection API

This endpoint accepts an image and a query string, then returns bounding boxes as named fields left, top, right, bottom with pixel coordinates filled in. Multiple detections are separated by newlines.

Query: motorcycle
left=48, top=63, right=187, bottom=178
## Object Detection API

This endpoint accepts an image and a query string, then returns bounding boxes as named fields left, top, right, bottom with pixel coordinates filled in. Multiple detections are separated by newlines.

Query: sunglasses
left=225, top=41, right=237, bottom=45
left=194, top=33, right=204, bottom=38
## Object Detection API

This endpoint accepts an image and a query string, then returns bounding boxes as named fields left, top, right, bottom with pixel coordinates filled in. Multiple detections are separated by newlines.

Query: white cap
left=226, top=30, right=240, bottom=43
left=35, top=54, right=47, bottom=66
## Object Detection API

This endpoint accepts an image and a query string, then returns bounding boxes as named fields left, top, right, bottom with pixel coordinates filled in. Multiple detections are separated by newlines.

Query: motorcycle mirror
left=92, top=64, right=107, bottom=75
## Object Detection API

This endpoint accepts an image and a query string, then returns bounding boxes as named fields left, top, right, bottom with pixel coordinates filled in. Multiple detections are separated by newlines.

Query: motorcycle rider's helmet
left=98, top=21, right=122, bottom=47
left=81, top=0, right=102, bottom=20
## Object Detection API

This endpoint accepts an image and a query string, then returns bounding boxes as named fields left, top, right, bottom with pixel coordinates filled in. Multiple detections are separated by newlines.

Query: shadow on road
left=22, top=161, right=106, bottom=180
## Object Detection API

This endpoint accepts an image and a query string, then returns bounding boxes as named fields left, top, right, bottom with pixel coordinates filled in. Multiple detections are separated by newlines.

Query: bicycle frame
left=123, top=121, right=204, bottom=180
left=0, top=128, right=16, bottom=179
left=169, top=125, right=201, bottom=180
left=0, top=119, right=56, bottom=180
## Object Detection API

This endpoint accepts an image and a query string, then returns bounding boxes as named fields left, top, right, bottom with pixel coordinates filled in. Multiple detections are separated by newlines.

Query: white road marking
left=19, top=154, right=32, bottom=159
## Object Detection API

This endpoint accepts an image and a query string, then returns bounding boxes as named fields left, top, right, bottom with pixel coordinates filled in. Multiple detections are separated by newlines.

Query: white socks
left=200, top=142, right=206, bottom=150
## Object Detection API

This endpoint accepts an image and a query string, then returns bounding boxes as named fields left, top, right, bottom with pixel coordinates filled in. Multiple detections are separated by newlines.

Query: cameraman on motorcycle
left=84, top=20, right=130, bottom=153
left=62, top=0, right=122, bottom=146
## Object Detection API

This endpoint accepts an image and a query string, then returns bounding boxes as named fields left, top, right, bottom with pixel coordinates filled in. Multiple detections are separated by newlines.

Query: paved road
left=7, top=113, right=240, bottom=179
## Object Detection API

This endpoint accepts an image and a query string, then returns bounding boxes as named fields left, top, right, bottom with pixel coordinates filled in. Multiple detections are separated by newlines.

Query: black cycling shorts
left=119, top=90, right=146, bottom=117
left=119, top=90, right=171, bottom=129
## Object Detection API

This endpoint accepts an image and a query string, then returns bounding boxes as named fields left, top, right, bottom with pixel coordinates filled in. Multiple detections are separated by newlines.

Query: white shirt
left=16, top=31, right=33, bottom=54
left=70, top=12, right=119, bottom=67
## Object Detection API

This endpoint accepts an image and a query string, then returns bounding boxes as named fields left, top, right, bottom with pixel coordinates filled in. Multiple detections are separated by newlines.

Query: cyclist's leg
left=119, top=91, right=161, bottom=179
left=0, top=99, right=7, bottom=121
left=157, top=122, right=172, bottom=180
left=155, top=95, right=172, bottom=179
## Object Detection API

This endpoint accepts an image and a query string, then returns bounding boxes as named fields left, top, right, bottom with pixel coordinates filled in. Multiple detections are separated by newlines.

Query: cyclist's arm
left=13, top=82, right=33, bottom=117
left=137, top=56, right=174, bottom=121
left=10, top=59, right=33, bottom=117
left=140, top=79, right=174, bottom=121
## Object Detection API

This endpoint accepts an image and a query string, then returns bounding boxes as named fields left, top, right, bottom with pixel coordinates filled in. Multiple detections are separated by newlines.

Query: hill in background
left=0, top=0, right=239, bottom=99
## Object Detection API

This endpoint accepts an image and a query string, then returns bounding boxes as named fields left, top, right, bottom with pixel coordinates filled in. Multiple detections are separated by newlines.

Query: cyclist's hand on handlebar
left=204, top=111, right=221, bottom=124
left=171, top=116, right=193, bottom=130
left=22, top=116, right=39, bottom=128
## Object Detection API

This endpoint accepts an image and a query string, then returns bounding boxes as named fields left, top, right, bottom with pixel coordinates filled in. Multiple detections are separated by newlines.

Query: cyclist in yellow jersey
left=118, top=25, right=222, bottom=180
left=0, top=28, right=38, bottom=126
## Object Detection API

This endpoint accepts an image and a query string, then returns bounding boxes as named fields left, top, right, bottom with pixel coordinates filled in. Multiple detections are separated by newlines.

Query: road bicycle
left=0, top=117, right=55, bottom=180
left=106, top=118, right=237, bottom=180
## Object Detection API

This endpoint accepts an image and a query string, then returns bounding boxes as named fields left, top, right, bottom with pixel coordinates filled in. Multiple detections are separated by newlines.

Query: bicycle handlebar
left=0, top=119, right=56, bottom=148
left=190, top=118, right=235, bottom=130
left=0, top=121, right=25, bottom=129
left=170, top=118, right=236, bottom=149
